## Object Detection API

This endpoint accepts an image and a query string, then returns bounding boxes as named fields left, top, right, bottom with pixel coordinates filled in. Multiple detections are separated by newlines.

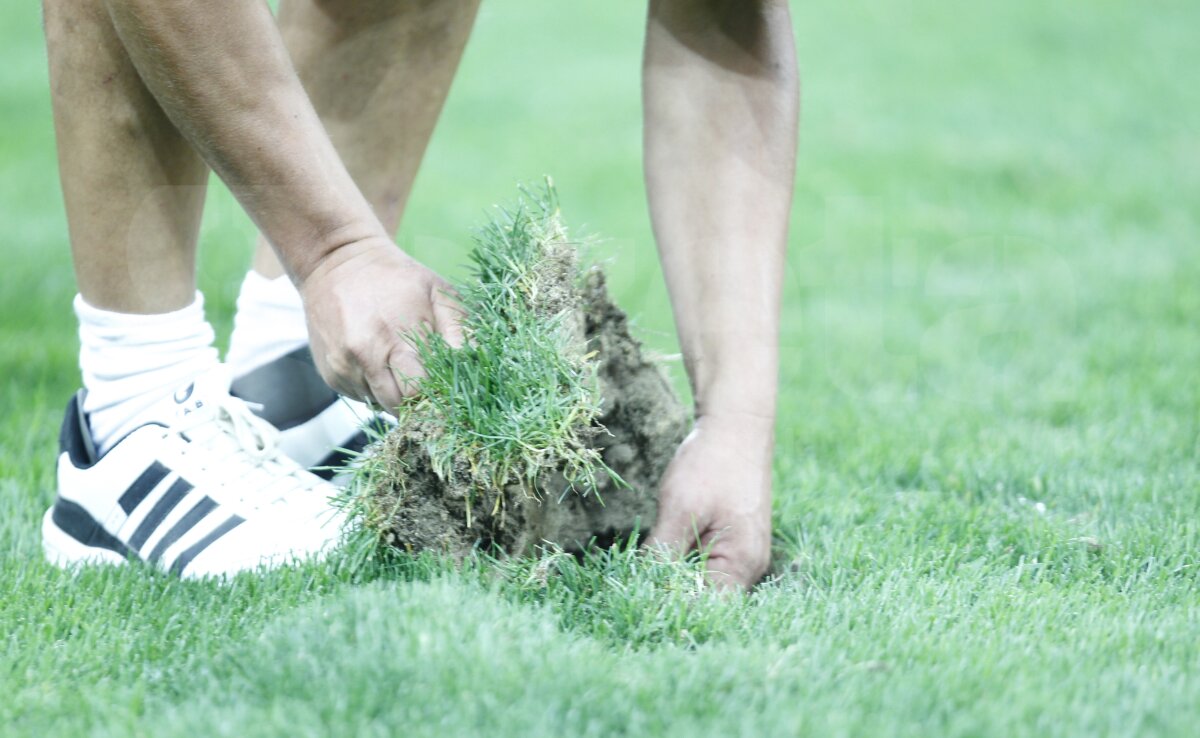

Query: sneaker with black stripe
left=43, top=368, right=344, bottom=578
left=231, top=346, right=386, bottom=483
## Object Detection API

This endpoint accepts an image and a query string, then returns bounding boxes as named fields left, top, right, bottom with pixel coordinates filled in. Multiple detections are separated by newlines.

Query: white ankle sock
left=76, top=293, right=220, bottom=455
left=225, top=271, right=309, bottom=378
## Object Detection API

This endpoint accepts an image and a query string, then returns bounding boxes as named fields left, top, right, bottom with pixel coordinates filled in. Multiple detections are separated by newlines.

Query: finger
left=312, top=348, right=371, bottom=402
left=388, top=345, right=426, bottom=396
left=647, top=510, right=700, bottom=558
left=363, top=346, right=418, bottom=413
left=431, top=286, right=466, bottom=349
left=703, top=534, right=768, bottom=592
left=364, top=368, right=404, bottom=416
left=704, top=549, right=754, bottom=592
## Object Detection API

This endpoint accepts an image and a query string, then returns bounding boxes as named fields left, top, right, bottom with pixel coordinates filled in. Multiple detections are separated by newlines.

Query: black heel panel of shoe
left=51, top=498, right=132, bottom=558
left=59, top=393, right=99, bottom=469
left=230, top=347, right=339, bottom=431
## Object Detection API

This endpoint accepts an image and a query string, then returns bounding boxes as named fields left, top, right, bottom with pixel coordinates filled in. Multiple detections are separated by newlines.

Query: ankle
left=76, top=293, right=219, bottom=454
left=225, top=271, right=309, bottom=378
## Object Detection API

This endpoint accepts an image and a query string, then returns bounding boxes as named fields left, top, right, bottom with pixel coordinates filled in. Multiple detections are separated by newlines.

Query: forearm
left=643, top=0, right=798, bottom=420
left=102, top=0, right=385, bottom=282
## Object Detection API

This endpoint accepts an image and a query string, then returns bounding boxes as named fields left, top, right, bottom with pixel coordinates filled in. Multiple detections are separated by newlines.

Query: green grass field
left=4, top=1, right=1200, bottom=735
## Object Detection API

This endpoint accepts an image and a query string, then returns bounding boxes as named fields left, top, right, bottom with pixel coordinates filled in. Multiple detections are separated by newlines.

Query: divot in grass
left=345, top=184, right=687, bottom=559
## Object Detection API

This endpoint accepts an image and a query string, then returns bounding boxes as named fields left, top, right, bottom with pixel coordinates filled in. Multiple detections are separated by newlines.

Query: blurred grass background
left=3, top=1, right=1200, bottom=736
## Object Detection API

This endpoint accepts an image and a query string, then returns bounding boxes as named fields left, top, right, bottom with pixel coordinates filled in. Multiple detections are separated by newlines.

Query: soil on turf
left=368, top=261, right=689, bottom=558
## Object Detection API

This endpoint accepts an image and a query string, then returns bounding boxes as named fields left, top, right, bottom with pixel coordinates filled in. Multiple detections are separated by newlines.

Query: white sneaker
left=230, top=347, right=386, bottom=482
left=43, top=368, right=344, bottom=578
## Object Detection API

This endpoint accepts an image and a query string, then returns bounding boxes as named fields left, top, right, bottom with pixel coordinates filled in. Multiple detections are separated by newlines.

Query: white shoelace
left=166, top=396, right=326, bottom=514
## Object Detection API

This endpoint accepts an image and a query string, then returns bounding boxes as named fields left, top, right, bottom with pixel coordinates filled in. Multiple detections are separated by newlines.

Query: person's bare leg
left=642, top=0, right=799, bottom=589
left=44, top=0, right=225, bottom=451
left=250, top=0, right=481, bottom=278
left=44, top=0, right=209, bottom=313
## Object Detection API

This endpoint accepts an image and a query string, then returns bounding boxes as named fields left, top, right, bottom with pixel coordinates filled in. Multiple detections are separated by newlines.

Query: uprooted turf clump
left=348, top=187, right=687, bottom=559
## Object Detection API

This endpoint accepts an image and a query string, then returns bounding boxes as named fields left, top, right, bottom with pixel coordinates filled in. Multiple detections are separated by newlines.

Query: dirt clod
left=368, top=264, right=688, bottom=558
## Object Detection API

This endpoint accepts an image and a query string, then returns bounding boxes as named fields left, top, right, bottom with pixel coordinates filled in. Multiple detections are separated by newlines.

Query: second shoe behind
left=231, top=346, right=383, bottom=482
